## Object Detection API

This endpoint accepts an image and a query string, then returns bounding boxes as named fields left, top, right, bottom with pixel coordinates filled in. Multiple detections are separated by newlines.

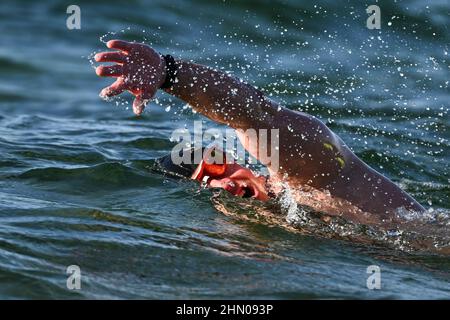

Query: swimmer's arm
left=162, top=59, right=280, bottom=130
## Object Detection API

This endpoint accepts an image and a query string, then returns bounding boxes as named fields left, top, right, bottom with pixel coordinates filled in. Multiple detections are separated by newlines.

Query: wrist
left=155, top=54, right=166, bottom=89
left=160, top=54, right=179, bottom=89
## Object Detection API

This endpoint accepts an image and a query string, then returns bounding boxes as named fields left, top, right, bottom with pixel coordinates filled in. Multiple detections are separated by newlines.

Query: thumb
left=132, top=94, right=149, bottom=116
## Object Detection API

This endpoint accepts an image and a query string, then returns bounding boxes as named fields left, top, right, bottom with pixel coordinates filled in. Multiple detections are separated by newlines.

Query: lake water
left=0, top=0, right=449, bottom=299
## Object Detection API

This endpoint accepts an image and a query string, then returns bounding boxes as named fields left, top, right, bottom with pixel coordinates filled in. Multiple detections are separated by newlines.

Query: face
left=192, top=162, right=269, bottom=201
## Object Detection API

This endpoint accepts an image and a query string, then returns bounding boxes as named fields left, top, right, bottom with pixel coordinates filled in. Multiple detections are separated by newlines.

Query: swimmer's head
left=154, top=147, right=269, bottom=201
left=154, top=147, right=202, bottom=179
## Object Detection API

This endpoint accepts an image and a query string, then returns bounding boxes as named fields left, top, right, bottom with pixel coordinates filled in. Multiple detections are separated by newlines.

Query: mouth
left=224, top=182, right=257, bottom=199
left=242, top=186, right=255, bottom=198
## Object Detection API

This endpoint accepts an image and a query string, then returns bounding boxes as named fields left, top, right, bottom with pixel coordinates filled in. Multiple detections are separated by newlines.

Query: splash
left=395, top=206, right=450, bottom=225
left=210, top=183, right=450, bottom=255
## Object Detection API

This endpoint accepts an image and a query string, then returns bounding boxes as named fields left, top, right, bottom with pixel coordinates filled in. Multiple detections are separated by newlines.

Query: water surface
left=0, top=0, right=449, bottom=299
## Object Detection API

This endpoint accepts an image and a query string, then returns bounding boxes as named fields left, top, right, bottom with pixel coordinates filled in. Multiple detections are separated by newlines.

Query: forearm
left=163, top=60, right=278, bottom=130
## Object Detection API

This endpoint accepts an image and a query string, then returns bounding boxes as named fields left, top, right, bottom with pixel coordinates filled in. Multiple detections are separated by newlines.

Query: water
left=0, top=0, right=449, bottom=299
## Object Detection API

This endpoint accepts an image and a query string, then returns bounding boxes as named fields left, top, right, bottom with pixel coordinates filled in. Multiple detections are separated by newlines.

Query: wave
left=0, top=56, right=40, bottom=74
left=16, top=162, right=158, bottom=192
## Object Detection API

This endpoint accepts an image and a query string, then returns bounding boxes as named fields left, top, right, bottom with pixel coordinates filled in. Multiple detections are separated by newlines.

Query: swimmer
left=94, top=40, right=425, bottom=218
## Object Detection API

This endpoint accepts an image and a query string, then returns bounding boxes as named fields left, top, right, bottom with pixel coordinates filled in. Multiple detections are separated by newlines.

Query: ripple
left=16, top=162, right=159, bottom=192
left=0, top=56, right=40, bottom=74
left=0, top=0, right=448, bottom=299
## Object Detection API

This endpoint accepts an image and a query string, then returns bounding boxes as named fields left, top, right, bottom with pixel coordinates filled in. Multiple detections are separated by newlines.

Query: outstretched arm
left=95, top=40, right=278, bottom=130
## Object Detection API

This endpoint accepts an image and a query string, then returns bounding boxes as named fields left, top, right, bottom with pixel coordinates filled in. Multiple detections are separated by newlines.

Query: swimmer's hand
left=95, top=40, right=166, bottom=115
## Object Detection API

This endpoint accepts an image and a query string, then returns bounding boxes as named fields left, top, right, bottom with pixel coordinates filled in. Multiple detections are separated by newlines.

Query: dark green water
left=0, top=0, right=449, bottom=299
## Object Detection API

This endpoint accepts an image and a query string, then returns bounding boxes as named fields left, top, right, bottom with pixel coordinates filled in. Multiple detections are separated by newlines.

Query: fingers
left=133, top=90, right=155, bottom=115
left=95, top=64, right=123, bottom=77
left=95, top=51, right=127, bottom=64
left=100, top=79, right=125, bottom=98
left=106, top=40, right=135, bottom=52
left=132, top=95, right=149, bottom=116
